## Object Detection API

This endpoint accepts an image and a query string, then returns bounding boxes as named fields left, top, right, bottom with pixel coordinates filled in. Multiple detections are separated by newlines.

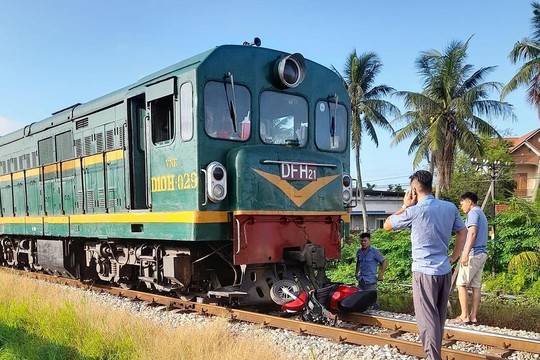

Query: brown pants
left=412, top=271, right=451, bottom=360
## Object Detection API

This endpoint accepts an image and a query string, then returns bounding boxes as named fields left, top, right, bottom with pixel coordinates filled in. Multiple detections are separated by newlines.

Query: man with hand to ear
left=383, top=170, right=467, bottom=360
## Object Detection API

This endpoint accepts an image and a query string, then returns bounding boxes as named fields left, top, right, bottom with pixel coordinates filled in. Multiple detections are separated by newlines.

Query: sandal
left=451, top=316, right=471, bottom=325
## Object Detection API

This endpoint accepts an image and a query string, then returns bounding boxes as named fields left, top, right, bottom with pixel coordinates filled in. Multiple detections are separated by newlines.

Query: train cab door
left=144, top=78, right=176, bottom=210
left=127, top=94, right=148, bottom=209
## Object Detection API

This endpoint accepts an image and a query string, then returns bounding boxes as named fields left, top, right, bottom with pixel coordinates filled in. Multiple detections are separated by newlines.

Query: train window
left=38, top=137, right=55, bottom=165
left=260, top=92, right=308, bottom=146
left=150, top=95, right=175, bottom=145
left=180, top=82, right=193, bottom=141
left=132, top=102, right=146, bottom=151
left=204, top=81, right=251, bottom=141
left=315, top=101, right=347, bottom=152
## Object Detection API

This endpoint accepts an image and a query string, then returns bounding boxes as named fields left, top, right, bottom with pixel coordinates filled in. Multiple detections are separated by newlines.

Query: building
left=350, top=190, right=405, bottom=232
left=507, top=128, right=540, bottom=199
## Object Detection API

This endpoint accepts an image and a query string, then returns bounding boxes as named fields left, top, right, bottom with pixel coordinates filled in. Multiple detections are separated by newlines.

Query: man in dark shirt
left=355, top=232, right=387, bottom=292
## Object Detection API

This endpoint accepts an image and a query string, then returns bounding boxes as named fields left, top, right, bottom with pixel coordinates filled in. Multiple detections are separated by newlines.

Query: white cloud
left=0, top=116, right=22, bottom=136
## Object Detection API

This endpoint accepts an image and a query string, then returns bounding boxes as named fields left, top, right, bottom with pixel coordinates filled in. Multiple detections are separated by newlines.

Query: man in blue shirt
left=355, top=232, right=387, bottom=292
left=455, top=192, right=489, bottom=325
left=384, top=170, right=467, bottom=360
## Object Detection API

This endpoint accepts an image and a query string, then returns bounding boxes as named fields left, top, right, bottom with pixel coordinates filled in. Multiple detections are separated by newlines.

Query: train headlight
left=206, top=162, right=227, bottom=203
left=342, top=173, right=352, bottom=205
left=342, top=189, right=352, bottom=203
left=212, top=167, right=224, bottom=181
left=274, top=53, right=306, bottom=88
left=212, top=184, right=225, bottom=199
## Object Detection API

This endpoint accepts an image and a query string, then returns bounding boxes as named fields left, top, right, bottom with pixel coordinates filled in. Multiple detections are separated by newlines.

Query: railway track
left=12, top=270, right=540, bottom=360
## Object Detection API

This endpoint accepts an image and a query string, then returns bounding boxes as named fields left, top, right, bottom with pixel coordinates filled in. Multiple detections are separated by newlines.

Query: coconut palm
left=501, top=2, right=540, bottom=120
left=333, top=51, right=399, bottom=231
left=393, top=39, right=515, bottom=197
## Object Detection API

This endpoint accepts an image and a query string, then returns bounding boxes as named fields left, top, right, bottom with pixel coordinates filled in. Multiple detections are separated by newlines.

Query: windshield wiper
left=225, top=72, right=238, bottom=133
left=285, top=138, right=300, bottom=147
left=330, top=94, right=338, bottom=147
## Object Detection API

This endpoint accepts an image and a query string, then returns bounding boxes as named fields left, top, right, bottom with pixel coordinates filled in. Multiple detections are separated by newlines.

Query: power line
left=364, top=175, right=411, bottom=182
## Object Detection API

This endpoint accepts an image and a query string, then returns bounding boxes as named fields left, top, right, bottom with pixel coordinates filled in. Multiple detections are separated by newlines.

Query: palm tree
left=501, top=2, right=540, bottom=120
left=333, top=51, right=399, bottom=232
left=393, top=38, right=515, bottom=197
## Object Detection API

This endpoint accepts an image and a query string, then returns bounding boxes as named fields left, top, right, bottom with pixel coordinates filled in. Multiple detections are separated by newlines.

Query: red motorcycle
left=281, top=283, right=377, bottom=324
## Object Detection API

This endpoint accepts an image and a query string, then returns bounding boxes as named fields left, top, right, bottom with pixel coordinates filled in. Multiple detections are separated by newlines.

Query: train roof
left=0, top=45, right=338, bottom=146
left=0, top=47, right=218, bottom=147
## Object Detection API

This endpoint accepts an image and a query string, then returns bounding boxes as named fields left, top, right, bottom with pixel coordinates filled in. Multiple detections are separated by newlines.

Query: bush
left=493, top=197, right=540, bottom=272
left=369, top=229, right=413, bottom=281
left=483, top=270, right=537, bottom=296
left=328, top=229, right=413, bottom=284
left=525, top=278, right=540, bottom=300
left=328, top=197, right=540, bottom=302
left=479, top=296, right=540, bottom=332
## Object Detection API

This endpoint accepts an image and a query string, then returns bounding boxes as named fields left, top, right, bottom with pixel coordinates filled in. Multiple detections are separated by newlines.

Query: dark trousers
left=412, top=271, right=451, bottom=360
left=358, top=278, right=377, bottom=291
left=358, top=279, right=379, bottom=309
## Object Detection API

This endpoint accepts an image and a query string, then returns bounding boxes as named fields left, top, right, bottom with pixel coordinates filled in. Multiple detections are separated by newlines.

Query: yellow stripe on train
left=0, top=211, right=229, bottom=225
left=0, top=150, right=125, bottom=180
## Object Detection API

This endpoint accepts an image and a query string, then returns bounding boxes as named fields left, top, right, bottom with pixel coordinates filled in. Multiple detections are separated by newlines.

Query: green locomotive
left=0, top=40, right=352, bottom=305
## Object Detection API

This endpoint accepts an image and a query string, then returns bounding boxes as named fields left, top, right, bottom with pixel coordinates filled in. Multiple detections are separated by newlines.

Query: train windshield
left=315, top=101, right=348, bottom=152
left=204, top=81, right=251, bottom=141
left=260, top=92, right=308, bottom=146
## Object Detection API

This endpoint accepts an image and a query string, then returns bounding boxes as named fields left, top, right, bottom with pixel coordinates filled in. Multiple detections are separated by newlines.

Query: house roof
left=363, top=189, right=406, bottom=197
left=509, top=128, right=540, bottom=152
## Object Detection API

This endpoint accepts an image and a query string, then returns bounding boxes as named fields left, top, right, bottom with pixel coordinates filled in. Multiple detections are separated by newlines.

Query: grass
left=0, top=270, right=288, bottom=360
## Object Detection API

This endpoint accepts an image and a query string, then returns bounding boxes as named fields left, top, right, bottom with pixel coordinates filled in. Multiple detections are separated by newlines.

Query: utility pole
left=471, top=159, right=507, bottom=275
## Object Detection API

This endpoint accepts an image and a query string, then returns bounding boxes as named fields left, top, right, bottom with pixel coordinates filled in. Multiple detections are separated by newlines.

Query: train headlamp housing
left=206, top=162, right=227, bottom=203
left=273, top=53, right=306, bottom=88
left=342, top=173, right=352, bottom=205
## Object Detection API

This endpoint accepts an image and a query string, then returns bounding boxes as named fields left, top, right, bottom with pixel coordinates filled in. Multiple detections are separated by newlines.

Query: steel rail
left=337, top=312, right=540, bottom=354
left=12, top=271, right=521, bottom=360
left=90, top=284, right=492, bottom=359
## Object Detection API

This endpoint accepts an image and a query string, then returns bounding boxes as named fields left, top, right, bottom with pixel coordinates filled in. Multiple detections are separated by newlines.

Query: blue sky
left=0, top=1, right=538, bottom=189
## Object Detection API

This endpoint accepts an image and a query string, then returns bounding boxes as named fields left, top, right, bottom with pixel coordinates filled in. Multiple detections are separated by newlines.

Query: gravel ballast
left=38, top=280, right=540, bottom=360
